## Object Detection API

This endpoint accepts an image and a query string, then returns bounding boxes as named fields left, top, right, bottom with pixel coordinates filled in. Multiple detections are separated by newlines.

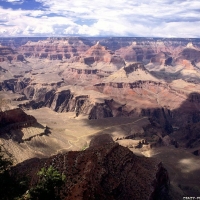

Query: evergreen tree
left=25, top=165, right=65, bottom=200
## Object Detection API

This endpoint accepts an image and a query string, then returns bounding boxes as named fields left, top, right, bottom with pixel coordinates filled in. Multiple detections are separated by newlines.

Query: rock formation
left=0, top=45, right=25, bottom=62
left=20, top=86, right=114, bottom=119
left=13, top=136, right=162, bottom=200
left=0, top=107, right=34, bottom=125
left=83, top=42, right=125, bottom=70
left=178, top=47, right=200, bottom=64
left=19, top=37, right=90, bottom=60
left=0, top=108, right=37, bottom=132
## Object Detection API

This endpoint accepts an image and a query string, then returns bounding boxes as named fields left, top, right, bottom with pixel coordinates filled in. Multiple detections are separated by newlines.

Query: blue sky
left=0, top=0, right=200, bottom=37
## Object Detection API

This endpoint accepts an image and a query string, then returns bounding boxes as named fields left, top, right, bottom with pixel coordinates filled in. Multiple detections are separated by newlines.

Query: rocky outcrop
left=101, top=62, right=159, bottom=83
left=82, top=56, right=95, bottom=65
left=18, top=81, right=178, bottom=128
left=13, top=137, right=158, bottom=200
left=0, top=108, right=37, bottom=132
left=84, top=42, right=114, bottom=62
left=164, top=57, right=173, bottom=66
left=178, top=48, right=200, bottom=63
left=124, top=62, right=147, bottom=73
left=141, top=108, right=173, bottom=133
left=83, top=42, right=125, bottom=68
left=88, top=103, right=113, bottom=119
left=23, top=85, right=57, bottom=101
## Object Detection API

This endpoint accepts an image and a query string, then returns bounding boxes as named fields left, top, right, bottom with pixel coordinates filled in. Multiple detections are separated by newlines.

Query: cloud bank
left=0, top=0, right=199, bottom=37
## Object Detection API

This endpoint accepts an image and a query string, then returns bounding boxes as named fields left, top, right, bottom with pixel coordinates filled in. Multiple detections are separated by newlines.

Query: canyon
left=1, top=37, right=200, bottom=199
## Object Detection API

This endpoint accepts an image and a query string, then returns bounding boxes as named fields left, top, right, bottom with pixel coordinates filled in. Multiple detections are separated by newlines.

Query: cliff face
left=14, top=136, right=160, bottom=200
left=1, top=37, right=200, bottom=133
left=0, top=79, right=27, bottom=92
left=0, top=45, right=25, bottom=62
left=114, top=40, right=189, bottom=63
left=19, top=38, right=90, bottom=60
left=17, top=80, right=175, bottom=128
left=21, top=88, right=113, bottom=119
left=0, top=74, right=114, bottom=120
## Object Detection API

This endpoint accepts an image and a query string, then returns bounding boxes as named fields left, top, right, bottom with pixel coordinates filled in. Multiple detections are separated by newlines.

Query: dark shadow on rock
left=89, top=134, right=114, bottom=148
left=150, top=162, right=171, bottom=200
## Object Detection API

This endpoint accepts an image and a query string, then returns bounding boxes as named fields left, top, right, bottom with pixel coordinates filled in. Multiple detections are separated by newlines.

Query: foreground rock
left=13, top=135, right=171, bottom=200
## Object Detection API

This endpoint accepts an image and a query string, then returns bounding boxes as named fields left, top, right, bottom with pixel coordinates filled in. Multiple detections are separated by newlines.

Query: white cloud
left=5, top=0, right=23, bottom=2
left=0, top=0, right=200, bottom=37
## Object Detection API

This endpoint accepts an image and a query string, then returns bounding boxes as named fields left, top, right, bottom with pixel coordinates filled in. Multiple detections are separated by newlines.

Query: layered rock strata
left=0, top=45, right=25, bottom=62
left=19, top=38, right=90, bottom=60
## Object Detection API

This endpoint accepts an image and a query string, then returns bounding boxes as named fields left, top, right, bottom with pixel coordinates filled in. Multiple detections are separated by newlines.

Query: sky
left=0, top=0, right=200, bottom=37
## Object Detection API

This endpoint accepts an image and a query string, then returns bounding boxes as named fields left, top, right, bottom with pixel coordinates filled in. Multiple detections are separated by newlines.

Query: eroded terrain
left=1, top=37, right=200, bottom=199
